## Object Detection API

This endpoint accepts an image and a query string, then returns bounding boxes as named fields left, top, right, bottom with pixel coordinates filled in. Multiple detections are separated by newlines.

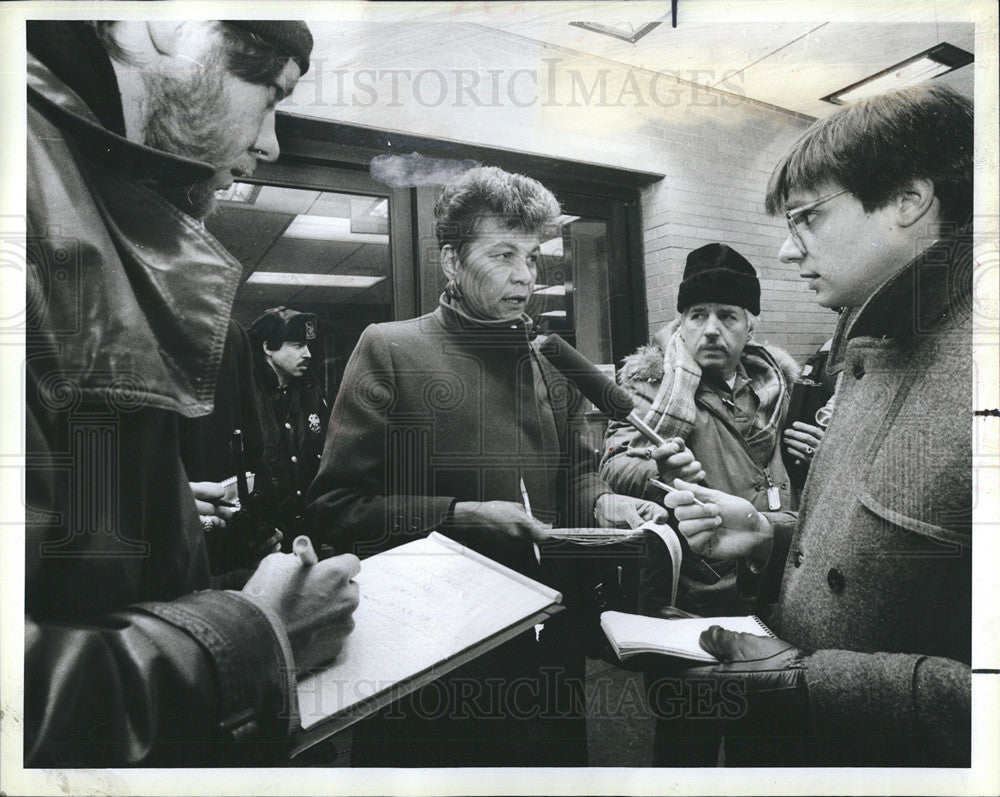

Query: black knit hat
left=676, top=243, right=760, bottom=315
left=250, top=307, right=317, bottom=349
left=225, top=21, right=313, bottom=75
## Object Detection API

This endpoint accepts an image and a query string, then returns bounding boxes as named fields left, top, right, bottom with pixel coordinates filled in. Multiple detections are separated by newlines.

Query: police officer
left=250, top=307, right=329, bottom=538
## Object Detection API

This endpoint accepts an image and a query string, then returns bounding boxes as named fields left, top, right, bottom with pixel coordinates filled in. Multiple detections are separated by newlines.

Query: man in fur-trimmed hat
left=602, top=243, right=801, bottom=620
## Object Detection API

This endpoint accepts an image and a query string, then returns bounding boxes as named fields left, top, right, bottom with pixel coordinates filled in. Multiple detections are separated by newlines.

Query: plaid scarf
left=643, top=329, right=703, bottom=440
left=643, top=327, right=788, bottom=447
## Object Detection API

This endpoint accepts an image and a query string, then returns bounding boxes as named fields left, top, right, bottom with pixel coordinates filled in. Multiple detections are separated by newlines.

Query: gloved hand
left=698, top=626, right=806, bottom=689
left=686, top=626, right=811, bottom=765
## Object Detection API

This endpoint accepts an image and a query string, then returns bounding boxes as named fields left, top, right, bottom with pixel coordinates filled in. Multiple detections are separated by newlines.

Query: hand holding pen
left=649, top=477, right=709, bottom=508
left=659, top=478, right=773, bottom=568
left=520, top=478, right=543, bottom=563
left=241, top=535, right=361, bottom=673
left=627, top=437, right=706, bottom=483
left=648, top=477, right=722, bottom=583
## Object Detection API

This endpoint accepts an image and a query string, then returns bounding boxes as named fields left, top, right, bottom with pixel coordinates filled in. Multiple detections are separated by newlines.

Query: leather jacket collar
left=27, top=51, right=216, bottom=217
left=28, top=52, right=244, bottom=418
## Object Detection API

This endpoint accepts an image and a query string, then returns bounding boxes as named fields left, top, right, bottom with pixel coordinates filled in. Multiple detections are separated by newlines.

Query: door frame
left=269, top=112, right=661, bottom=359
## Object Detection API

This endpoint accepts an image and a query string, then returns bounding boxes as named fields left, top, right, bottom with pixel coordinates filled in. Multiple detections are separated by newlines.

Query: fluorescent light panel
left=283, top=215, right=390, bottom=244
left=534, top=285, right=567, bottom=296
left=822, top=43, right=973, bottom=105
left=246, top=272, right=386, bottom=289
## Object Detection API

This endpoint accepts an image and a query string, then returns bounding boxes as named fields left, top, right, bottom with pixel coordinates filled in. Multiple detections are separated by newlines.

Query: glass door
left=532, top=215, right=614, bottom=367
left=206, top=165, right=414, bottom=398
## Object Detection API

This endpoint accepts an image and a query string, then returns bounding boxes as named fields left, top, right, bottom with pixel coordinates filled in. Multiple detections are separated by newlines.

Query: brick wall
left=637, top=110, right=840, bottom=363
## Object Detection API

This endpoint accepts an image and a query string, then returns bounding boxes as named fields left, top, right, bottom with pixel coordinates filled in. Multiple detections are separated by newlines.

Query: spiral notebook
left=600, top=610, right=775, bottom=664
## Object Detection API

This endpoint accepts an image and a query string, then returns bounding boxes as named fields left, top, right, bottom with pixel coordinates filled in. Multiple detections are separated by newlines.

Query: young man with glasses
left=662, top=83, right=974, bottom=767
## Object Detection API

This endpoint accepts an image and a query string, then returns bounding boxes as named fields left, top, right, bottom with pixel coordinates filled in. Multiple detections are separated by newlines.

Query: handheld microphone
left=538, top=334, right=721, bottom=584
left=538, top=333, right=667, bottom=447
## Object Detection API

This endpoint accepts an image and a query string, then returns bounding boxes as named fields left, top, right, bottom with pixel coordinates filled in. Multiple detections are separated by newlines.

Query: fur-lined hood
left=618, top=319, right=801, bottom=387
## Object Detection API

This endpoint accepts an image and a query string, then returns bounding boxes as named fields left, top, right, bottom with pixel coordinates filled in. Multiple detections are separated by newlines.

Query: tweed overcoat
left=748, top=230, right=973, bottom=766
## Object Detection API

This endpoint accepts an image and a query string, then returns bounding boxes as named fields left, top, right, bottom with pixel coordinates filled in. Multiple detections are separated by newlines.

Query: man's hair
left=434, top=166, right=561, bottom=250
left=90, top=21, right=291, bottom=85
left=764, top=84, right=973, bottom=227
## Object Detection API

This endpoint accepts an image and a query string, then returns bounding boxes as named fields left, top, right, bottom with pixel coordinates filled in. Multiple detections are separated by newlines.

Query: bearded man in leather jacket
left=24, top=20, right=359, bottom=766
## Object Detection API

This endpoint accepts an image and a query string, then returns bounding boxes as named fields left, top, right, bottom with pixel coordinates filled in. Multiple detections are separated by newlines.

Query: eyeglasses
left=784, top=189, right=849, bottom=252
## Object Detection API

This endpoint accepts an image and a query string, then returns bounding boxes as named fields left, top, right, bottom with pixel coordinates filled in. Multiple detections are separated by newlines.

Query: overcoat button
left=827, top=567, right=845, bottom=593
left=792, top=550, right=803, bottom=567
left=852, top=361, right=865, bottom=379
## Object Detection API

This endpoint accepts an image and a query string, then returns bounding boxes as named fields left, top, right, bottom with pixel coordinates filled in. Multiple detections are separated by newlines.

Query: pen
left=648, top=477, right=708, bottom=508
left=647, top=478, right=722, bottom=584
left=519, top=477, right=542, bottom=563
left=293, top=535, right=319, bottom=566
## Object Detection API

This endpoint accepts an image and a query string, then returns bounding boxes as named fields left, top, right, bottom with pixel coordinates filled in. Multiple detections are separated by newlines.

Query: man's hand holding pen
left=655, top=479, right=809, bottom=761
left=626, top=436, right=706, bottom=484
left=660, top=478, right=773, bottom=567
left=241, top=536, right=361, bottom=674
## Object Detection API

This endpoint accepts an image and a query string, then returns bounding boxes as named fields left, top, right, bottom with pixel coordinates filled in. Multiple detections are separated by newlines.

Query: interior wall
left=636, top=107, right=837, bottom=361
left=288, top=25, right=839, bottom=364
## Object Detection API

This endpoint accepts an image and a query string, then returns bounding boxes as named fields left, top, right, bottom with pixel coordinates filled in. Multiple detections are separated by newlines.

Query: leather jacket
left=24, top=31, right=295, bottom=766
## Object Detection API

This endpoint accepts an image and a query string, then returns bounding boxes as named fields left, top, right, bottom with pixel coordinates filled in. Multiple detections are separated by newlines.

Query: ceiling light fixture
left=282, top=215, right=390, bottom=244
left=246, top=273, right=386, bottom=289
left=821, top=43, right=973, bottom=105
left=569, top=20, right=662, bottom=44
